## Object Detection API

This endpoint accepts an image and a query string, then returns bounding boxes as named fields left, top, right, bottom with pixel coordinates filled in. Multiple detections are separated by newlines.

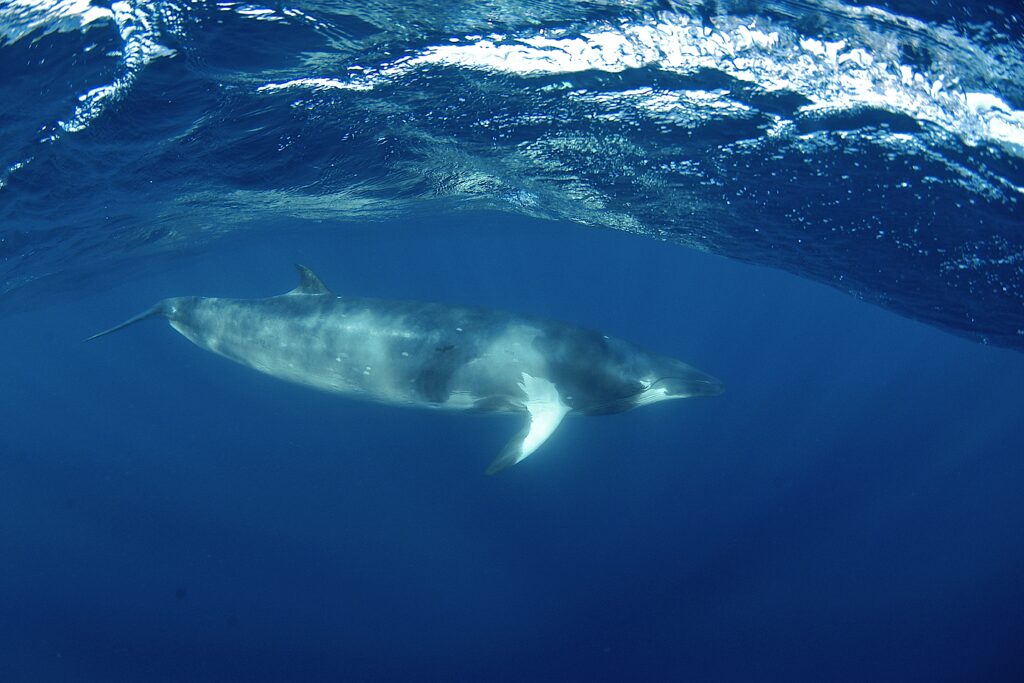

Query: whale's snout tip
left=653, top=370, right=724, bottom=398
left=693, top=375, right=725, bottom=396
left=706, top=377, right=726, bottom=396
left=682, top=373, right=724, bottom=397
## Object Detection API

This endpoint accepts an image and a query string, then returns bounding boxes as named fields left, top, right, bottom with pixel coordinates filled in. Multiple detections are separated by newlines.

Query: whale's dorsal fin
left=289, top=264, right=332, bottom=295
left=486, top=373, right=570, bottom=475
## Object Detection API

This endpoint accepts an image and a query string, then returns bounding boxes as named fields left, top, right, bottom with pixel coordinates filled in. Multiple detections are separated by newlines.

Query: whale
left=87, top=265, right=723, bottom=473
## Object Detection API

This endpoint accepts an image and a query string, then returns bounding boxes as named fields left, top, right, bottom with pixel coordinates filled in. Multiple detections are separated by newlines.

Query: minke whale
left=88, top=265, right=723, bottom=473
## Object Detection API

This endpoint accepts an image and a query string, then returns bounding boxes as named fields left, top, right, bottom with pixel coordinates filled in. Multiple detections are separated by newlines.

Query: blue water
left=2, top=0, right=1024, bottom=680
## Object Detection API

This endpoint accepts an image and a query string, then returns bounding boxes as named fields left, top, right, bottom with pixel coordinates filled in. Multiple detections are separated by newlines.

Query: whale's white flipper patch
left=486, top=373, right=570, bottom=475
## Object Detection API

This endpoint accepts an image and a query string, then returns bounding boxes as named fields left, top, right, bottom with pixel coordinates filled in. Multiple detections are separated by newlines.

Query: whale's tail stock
left=84, top=302, right=168, bottom=342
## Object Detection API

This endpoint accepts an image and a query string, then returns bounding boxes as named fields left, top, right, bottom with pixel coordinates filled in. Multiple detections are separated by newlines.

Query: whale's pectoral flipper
left=486, top=373, right=570, bottom=475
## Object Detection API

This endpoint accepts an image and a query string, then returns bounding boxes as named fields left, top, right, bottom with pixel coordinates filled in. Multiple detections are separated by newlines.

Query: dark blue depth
left=2, top=215, right=1023, bottom=681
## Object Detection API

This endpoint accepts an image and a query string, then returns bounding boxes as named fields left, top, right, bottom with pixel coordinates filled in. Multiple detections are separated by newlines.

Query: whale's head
left=596, top=338, right=724, bottom=414
left=536, top=327, right=723, bottom=415
left=629, top=355, right=725, bottom=406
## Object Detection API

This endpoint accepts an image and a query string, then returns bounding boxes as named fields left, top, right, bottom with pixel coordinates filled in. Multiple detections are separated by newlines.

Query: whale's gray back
left=169, top=293, right=549, bottom=411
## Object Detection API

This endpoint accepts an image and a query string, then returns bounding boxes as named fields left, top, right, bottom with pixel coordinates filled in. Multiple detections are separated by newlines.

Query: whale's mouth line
left=649, top=375, right=725, bottom=397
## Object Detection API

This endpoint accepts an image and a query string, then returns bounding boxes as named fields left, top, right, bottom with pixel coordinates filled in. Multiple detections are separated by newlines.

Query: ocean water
left=2, top=0, right=1024, bottom=681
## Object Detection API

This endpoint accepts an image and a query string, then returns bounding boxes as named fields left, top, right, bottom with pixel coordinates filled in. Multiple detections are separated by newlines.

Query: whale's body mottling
left=89, top=266, right=722, bottom=472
